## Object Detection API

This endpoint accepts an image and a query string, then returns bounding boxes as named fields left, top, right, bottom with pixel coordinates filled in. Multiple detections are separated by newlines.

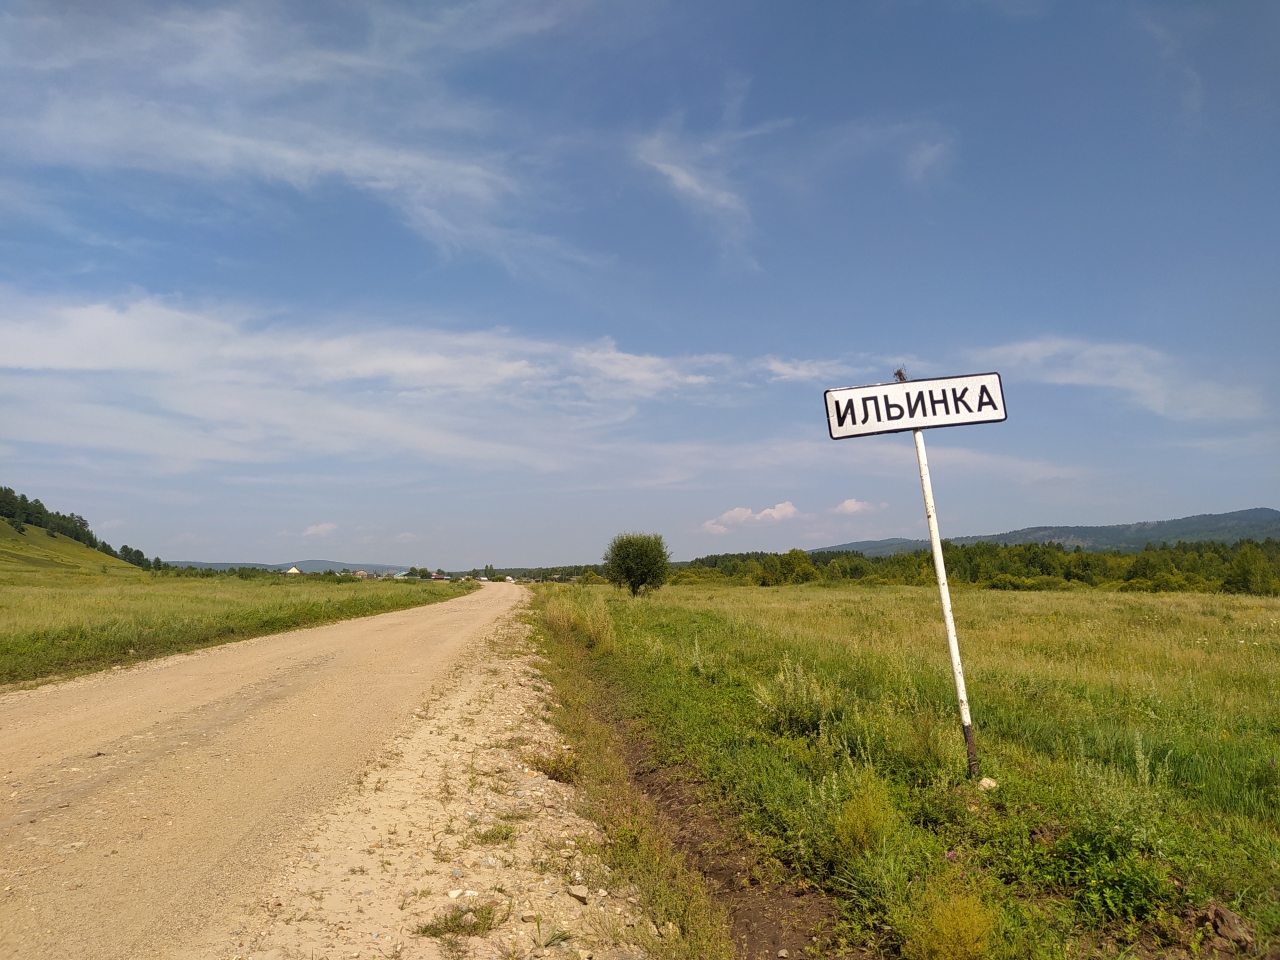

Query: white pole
left=913, top=428, right=981, bottom=778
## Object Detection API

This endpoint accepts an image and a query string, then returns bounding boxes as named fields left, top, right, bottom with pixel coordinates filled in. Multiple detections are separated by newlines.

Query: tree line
left=674, top=539, right=1280, bottom=595
left=1, top=485, right=158, bottom=569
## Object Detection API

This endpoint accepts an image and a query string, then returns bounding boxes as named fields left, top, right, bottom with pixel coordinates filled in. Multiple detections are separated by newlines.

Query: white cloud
left=701, top=501, right=799, bottom=534
left=394, top=532, right=418, bottom=543
left=302, top=523, right=337, bottom=537
left=832, top=498, right=877, bottom=515
left=978, top=337, right=1262, bottom=421
left=757, top=502, right=799, bottom=522
left=0, top=292, right=1095, bottom=495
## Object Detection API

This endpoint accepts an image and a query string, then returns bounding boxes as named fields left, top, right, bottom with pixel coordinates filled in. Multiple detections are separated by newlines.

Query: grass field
left=0, top=521, right=476, bottom=685
left=535, top=582, right=1280, bottom=958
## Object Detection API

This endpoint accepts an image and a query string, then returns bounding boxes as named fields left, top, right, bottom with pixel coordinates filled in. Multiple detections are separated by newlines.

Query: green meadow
left=0, top=521, right=475, bottom=685
left=535, top=582, right=1280, bottom=958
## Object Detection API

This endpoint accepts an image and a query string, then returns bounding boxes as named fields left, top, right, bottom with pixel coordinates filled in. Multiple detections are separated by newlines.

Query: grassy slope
left=0, top=522, right=477, bottom=685
left=535, top=583, right=1280, bottom=959
left=0, top=519, right=141, bottom=575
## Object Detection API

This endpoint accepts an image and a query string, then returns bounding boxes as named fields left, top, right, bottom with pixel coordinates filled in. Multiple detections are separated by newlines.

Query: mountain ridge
left=811, top=508, right=1280, bottom=558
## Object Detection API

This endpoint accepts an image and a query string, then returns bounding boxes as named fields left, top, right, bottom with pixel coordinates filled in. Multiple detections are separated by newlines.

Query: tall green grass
left=534, top=583, right=1280, bottom=958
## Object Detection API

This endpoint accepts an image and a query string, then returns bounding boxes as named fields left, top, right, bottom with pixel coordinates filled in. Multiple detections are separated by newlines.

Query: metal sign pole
left=912, top=427, right=981, bottom=778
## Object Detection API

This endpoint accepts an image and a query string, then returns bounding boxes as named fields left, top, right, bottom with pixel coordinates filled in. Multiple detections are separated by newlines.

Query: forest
left=676, top=538, right=1280, bottom=595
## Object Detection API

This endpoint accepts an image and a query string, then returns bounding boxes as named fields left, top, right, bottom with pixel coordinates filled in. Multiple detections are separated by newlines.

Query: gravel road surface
left=0, top=582, right=522, bottom=959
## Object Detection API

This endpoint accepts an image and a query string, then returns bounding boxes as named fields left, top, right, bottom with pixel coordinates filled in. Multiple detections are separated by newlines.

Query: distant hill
left=170, top=559, right=411, bottom=575
left=813, top=508, right=1280, bottom=557
left=809, top=537, right=930, bottom=558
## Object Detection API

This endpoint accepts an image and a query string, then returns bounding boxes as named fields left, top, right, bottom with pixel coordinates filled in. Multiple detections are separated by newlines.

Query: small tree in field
left=603, top=532, right=670, bottom=597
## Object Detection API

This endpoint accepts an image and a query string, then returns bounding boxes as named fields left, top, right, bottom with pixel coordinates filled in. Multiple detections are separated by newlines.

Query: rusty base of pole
left=962, top=723, right=980, bottom=778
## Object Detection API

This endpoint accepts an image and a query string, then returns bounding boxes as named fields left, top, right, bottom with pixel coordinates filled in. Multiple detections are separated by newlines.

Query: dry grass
left=542, top=589, right=614, bottom=650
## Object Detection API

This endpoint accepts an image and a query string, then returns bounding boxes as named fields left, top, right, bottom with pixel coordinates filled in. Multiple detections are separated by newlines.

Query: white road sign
left=825, top=372, right=1006, bottom=440
left=822, top=370, right=1008, bottom=778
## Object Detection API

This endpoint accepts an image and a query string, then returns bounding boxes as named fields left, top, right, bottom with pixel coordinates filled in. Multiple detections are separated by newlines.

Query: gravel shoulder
left=198, top=605, right=658, bottom=960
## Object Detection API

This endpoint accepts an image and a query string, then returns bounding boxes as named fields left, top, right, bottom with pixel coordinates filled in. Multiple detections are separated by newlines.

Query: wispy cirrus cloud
left=0, top=2, right=591, bottom=273
left=635, top=90, right=958, bottom=268
left=758, top=357, right=856, bottom=383
left=635, top=128, right=757, bottom=267
left=1134, top=9, right=1208, bottom=117
left=302, top=523, right=337, bottom=537
left=977, top=337, right=1261, bottom=421
left=785, top=118, right=957, bottom=192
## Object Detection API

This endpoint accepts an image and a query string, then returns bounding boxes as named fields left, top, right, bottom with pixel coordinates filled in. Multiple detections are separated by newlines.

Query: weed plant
left=523, top=747, right=581, bottom=784
left=534, top=582, right=1280, bottom=957
left=473, top=824, right=516, bottom=844
left=414, top=901, right=504, bottom=937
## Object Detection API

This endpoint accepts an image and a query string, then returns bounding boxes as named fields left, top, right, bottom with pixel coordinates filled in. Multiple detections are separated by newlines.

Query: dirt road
left=0, top=582, right=522, bottom=960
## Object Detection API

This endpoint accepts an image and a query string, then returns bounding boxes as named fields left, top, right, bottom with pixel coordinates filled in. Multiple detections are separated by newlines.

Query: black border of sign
left=824, top=372, right=1007, bottom=441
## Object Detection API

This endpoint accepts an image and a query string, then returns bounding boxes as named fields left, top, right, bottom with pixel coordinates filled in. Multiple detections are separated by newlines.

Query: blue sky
left=1, top=1, right=1277, bottom=567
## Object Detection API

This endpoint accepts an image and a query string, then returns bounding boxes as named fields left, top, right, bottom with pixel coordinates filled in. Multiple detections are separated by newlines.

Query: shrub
left=987, top=573, right=1070, bottom=591
left=898, top=885, right=995, bottom=960
left=603, top=532, right=670, bottom=596
left=830, top=767, right=898, bottom=862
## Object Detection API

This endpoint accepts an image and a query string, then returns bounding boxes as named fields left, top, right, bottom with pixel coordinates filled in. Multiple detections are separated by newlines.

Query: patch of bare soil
left=626, top=753, right=861, bottom=960
left=205, top=614, right=660, bottom=960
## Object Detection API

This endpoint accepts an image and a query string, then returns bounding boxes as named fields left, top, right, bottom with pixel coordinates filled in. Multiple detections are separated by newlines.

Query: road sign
left=823, top=371, right=1008, bottom=779
left=825, top=372, right=1005, bottom=440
